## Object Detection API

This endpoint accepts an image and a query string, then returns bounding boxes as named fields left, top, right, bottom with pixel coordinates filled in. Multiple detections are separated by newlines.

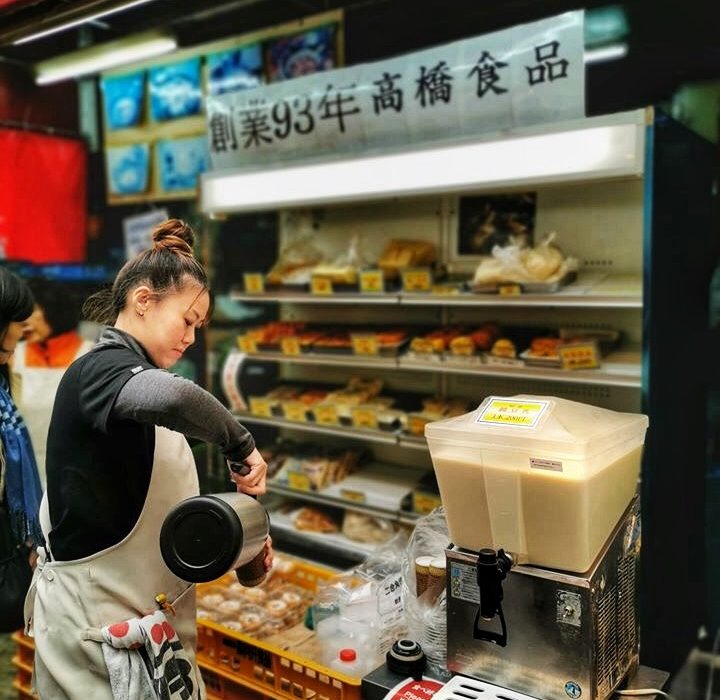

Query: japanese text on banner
left=207, top=11, right=584, bottom=170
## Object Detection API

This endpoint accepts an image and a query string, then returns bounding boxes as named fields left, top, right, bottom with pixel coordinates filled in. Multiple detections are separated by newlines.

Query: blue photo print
left=101, top=71, right=145, bottom=129
left=106, top=144, right=150, bottom=195
left=207, top=44, right=263, bottom=95
left=265, top=24, right=337, bottom=82
left=157, top=136, right=209, bottom=192
left=149, top=57, right=202, bottom=121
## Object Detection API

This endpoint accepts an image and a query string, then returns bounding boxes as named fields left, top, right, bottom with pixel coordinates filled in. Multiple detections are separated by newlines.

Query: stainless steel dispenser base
left=446, top=497, right=640, bottom=700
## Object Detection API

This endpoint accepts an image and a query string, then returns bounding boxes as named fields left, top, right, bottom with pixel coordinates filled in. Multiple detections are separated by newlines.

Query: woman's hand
left=230, top=447, right=267, bottom=496
left=263, top=536, right=274, bottom=573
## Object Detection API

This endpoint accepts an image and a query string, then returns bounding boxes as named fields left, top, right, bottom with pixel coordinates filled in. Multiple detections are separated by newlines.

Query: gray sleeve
left=112, top=368, right=255, bottom=462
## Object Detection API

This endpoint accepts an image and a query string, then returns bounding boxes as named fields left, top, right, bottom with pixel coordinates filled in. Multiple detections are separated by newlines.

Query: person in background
left=0, top=268, right=43, bottom=633
left=25, top=219, right=272, bottom=699
left=13, top=279, right=94, bottom=484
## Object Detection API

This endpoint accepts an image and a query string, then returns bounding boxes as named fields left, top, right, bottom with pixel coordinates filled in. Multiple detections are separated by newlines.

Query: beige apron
left=25, top=426, right=205, bottom=700
left=13, top=339, right=94, bottom=486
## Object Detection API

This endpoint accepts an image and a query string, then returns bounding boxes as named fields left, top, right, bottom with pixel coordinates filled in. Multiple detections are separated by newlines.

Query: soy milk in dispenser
left=426, top=396, right=648, bottom=700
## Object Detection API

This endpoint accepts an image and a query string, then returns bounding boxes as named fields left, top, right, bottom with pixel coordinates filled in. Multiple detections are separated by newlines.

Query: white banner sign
left=207, top=11, right=584, bottom=170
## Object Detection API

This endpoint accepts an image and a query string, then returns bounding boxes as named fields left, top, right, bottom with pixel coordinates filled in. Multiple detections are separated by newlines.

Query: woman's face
left=22, top=305, right=52, bottom=344
left=0, top=321, right=28, bottom=364
left=136, top=282, right=210, bottom=369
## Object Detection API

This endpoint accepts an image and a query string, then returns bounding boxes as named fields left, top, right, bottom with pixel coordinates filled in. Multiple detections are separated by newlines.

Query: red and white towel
left=101, top=610, right=200, bottom=700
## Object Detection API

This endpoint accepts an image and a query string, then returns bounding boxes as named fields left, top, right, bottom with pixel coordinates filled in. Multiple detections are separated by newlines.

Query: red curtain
left=0, top=129, right=86, bottom=262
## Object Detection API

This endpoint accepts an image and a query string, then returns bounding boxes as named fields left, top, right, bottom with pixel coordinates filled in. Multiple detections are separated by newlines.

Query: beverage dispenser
left=425, top=396, right=648, bottom=700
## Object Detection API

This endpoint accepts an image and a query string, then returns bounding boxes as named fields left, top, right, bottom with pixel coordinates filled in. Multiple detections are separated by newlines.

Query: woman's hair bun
left=152, top=219, right=195, bottom=255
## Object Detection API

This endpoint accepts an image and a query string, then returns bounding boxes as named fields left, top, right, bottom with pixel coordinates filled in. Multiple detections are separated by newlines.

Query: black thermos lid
left=160, top=495, right=243, bottom=583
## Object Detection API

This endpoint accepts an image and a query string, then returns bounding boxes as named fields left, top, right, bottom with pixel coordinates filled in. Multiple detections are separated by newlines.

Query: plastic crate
left=11, top=631, right=37, bottom=699
left=11, top=559, right=361, bottom=700
left=196, top=559, right=362, bottom=700
left=12, top=631, right=35, bottom=666
left=201, top=661, right=274, bottom=699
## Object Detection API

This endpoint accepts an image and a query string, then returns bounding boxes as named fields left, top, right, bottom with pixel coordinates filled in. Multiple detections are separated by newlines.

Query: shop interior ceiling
left=0, top=0, right=717, bottom=112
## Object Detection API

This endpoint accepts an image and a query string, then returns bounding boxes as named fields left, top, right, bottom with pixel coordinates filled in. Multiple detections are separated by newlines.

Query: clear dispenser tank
left=425, top=395, right=648, bottom=573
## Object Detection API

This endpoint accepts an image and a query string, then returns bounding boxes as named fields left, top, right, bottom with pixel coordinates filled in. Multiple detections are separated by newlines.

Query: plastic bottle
left=330, top=648, right=364, bottom=677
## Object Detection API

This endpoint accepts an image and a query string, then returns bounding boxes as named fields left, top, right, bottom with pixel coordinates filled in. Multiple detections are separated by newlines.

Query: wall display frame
left=455, top=192, right=537, bottom=258
left=101, top=9, right=344, bottom=205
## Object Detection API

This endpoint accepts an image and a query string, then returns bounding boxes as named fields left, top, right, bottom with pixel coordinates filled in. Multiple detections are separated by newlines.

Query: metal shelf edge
left=267, top=483, right=420, bottom=525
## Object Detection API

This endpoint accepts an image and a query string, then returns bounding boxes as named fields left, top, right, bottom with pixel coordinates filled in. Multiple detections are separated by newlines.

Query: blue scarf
left=0, top=375, right=43, bottom=546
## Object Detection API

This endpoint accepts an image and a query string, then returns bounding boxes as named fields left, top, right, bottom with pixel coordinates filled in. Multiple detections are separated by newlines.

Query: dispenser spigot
left=473, top=548, right=514, bottom=646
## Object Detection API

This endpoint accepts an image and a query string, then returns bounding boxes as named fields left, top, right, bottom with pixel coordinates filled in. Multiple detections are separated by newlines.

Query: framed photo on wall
left=448, top=192, right=537, bottom=268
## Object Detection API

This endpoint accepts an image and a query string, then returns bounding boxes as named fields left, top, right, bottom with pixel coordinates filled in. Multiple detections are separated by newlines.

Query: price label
left=402, top=268, right=432, bottom=292
left=281, top=336, right=301, bottom=356
left=249, top=397, right=272, bottom=418
left=498, top=283, right=522, bottom=296
left=351, top=406, right=379, bottom=429
left=360, top=269, right=385, bottom=293
left=340, top=489, right=366, bottom=503
left=476, top=397, right=551, bottom=428
left=351, top=334, right=379, bottom=356
left=559, top=342, right=600, bottom=370
left=243, top=273, right=265, bottom=294
left=282, top=401, right=307, bottom=422
left=311, top=276, right=334, bottom=295
left=288, top=471, right=312, bottom=491
left=314, top=403, right=339, bottom=425
left=237, top=335, right=258, bottom=354
left=432, top=283, right=460, bottom=296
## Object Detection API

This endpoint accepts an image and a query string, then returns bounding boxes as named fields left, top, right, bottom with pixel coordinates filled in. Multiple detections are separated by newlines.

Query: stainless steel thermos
left=160, top=492, right=269, bottom=585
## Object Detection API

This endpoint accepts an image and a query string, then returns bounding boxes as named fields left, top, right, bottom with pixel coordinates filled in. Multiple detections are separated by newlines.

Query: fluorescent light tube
left=584, top=43, right=629, bottom=64
left=201, top=121, right=643, bottom=214
left=35, top=30, right=176, bottom=85
left=15, top=0, right=159, bottom=45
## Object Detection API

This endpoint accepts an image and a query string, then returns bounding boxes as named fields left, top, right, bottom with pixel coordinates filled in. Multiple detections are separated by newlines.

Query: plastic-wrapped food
left=473, top=232, right=577, bottom=287
left=378, top=239, right=436, bottom=279
left=342, top=512, right=396, bottom=544
left=312, top=235, right=371, bottom=285
left=266, top=236, right=324, bottom=286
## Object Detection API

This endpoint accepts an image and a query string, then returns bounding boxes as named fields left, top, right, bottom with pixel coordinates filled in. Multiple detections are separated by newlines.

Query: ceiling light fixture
left=584, top=43, right=629, bottom=64
left=14, top=0, right=160, bottom=45
left=201, top=112, right=645, bottom=214
left=34, top=29, right=176, bottom=85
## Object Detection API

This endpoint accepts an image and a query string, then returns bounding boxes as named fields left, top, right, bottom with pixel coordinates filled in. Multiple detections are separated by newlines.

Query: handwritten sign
left=476, top=397, right=550, bottom=428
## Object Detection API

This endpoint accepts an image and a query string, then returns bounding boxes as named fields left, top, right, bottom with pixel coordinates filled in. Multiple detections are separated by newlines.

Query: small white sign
left=530, top=457, right=563, bottom=472
left=122, top=209, right=168, bottom=261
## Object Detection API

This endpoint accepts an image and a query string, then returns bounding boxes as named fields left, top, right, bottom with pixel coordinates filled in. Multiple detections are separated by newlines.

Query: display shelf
left=237, top=349, right=642, bottom=388
left=231, top=290, right=398, bottom=305
left=269, top=510, right=376, bottom=561
left=398, top=349, right=642, bottom=387
left=243, top=351, right=398, bottom=370
left=267, top=482, right=420, bottom=525
left=230, top=273, right=643, bottom=309
left=235, top=412, right=399, bottom=445
left=236, top=412, right=431, bottom=450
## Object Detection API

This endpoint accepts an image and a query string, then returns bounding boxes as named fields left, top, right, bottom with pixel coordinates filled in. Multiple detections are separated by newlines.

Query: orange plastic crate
left=11, top=559, right=361, bottom=700
left=196, top=559, right=361, bottom=700
left=11, top=631, right=37, bottom=699
left=201, top=661, right=274, bottom=699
